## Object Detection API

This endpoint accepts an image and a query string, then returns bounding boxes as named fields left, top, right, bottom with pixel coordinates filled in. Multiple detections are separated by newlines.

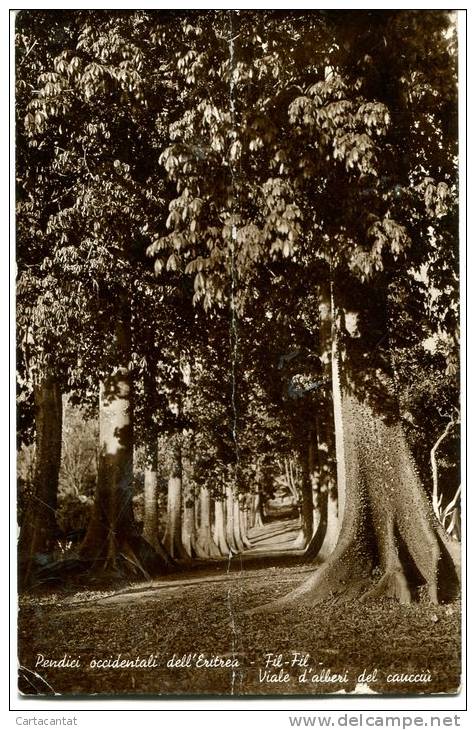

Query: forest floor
left=17, top=519, right=461, bottom=698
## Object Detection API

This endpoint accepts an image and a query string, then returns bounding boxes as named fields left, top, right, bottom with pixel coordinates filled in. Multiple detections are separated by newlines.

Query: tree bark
left=195, top=487, right=222, bottom=558
left=182, top=482, right=197, bottom=558
left=239, top=497, right=253, bottom=549
left=327, top=285, right=346, bottom=531
left=143, top=429, right=159, bottom=548
left=142, top=431, right=174, bottom=568
left=254, top=496, right=264, bottom=528
left=232, top=494, right=246, bottom=552
left=252, top=280, right=460, bottom=611
left=285, top=457, right=299, bottom=502
left=213, top=495, right=230, bottom=555
left=316, top=487, right=339, bottom=561
left=297, top=390, right=459, bottom=605
left=304, top=411, right=337, bottom=560
left=312, top=480, right=320, bottom=534
left=250, top=487, right=263, bottom=529
left=162, top=433, right=188, bottom=559
left=225, top=485, right=239, bottom=553
left=18, top=376, right=63, bottom=586
left=301, top=437, right=316, bottom=545
left=293, top=441, right=315, bottom=549
left=140, top=365, right=175, bottom=569
left=80, top=313, right=167, bottom=577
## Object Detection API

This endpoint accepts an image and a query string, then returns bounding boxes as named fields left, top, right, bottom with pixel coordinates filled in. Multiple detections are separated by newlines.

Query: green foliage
left=17, top=10, right=459, bottom=532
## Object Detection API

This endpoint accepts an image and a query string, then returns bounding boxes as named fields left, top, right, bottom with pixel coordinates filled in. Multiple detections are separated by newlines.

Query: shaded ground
left=18, top=554, right=461, bottom=697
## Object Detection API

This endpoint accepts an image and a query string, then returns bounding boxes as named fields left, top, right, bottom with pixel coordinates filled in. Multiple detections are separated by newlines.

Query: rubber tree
left=141, top=360, right=160, bottom=549
left=213, top=483, right=230, bottom=556
left=151, top=9, right=460, bottom=604
left=182, top=480, right=197, bottom=558
left=162, top=432, right=188, bottom=559
left=16, top=12, right=80, bottom=585
left=284, top=279, right=460, bottom=606
left=225, top=485, right=239, bottom=554
left=19, top=11, right=187, bottom=578
left=195, top=486, right=222, bottom=558
left=18, top=376, right=63, bottom=585
left=79, top=307, right=164, bottom=576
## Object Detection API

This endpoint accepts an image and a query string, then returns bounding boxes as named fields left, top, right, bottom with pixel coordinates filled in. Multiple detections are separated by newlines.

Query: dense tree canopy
left=16, top=10, right=459, bottom=604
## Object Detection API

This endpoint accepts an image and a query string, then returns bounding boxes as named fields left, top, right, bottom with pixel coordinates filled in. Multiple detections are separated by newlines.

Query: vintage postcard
left=15, top=8, right=462, bottom=699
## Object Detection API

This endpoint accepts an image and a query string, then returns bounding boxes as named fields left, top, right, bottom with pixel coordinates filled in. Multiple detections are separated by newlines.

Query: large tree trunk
left=294, top=390, right=460, bottom=605
left=195, top=487, right=221, bottom=558
left=162, top=433, right=188, bottom=559
left=213, top=494, right=230, bottom=556
left=252, top=281, right=460, bottom=611
left=232, top=494, right=246, bottom=552
left=18, top=376, right=62, bottom=586
left=316, top=487, right=339, bottom=561
left=80, top=314, right=166, bottom=577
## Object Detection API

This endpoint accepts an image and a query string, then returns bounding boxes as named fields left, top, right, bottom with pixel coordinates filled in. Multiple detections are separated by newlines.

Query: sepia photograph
left=15, top=8, right=462, bottom=698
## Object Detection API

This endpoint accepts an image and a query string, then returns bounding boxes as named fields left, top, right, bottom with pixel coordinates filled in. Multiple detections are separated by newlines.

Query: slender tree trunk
left=252, top=281, right=460, bottom=611
left=225, top=485, right=239, bottom=553
left=430, top=419, right=456, bottom=519
left=294, top=431, right=316, bottom=549
left=317, top=487, right=339, bottom=561
left=329, top=285, right=346, bottom=530
left=312, top=482, right=320, bottom=534
left=143, top=429, right=159, bottom=548
left=142, top=431, right=174, bottom=568
left=301, top=438, right=315, bottom=544
left=213, top=494, right=230, bottom=555
left=194, top=493, right=200, bottom=533
left=305, top=409, right=337, bottom=560
left=182, top=482, right=197, bottom=558
left=251, top=491, right=264, bottom=529
left=142, top=361, right=159, bottom=549
left=249, top=491, right=257, bottom=529
left=310, top=428, right=321, bottom=535
left=18, top=376, right=63, bottom=585
left=285, top=457, right=299, bottom=501
left=239, top=497, right=253, bottom=549
left=195, top=487, right=221, bottom=558
left=141, top=365, right=174, bottom=569
left=232, top=494, right=246, bottom=552
left=162, top=433, right=188, bottom=559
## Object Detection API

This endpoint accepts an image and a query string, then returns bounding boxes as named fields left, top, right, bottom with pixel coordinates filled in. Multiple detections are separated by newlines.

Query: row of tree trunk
left=162, top=471, right=257, bottom=561
left=17, top=355, right=332, bottom=585
left=19, top=282, right=460, bottom=605
left=17, top=335, right=279, bottom=582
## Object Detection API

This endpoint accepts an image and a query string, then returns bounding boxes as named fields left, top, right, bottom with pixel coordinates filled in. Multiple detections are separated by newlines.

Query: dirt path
left=17, top=518, right=461, bottom=697
left=247, top=518, right=301, bottom=551
left=18, top=558, right=461, bottom=697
